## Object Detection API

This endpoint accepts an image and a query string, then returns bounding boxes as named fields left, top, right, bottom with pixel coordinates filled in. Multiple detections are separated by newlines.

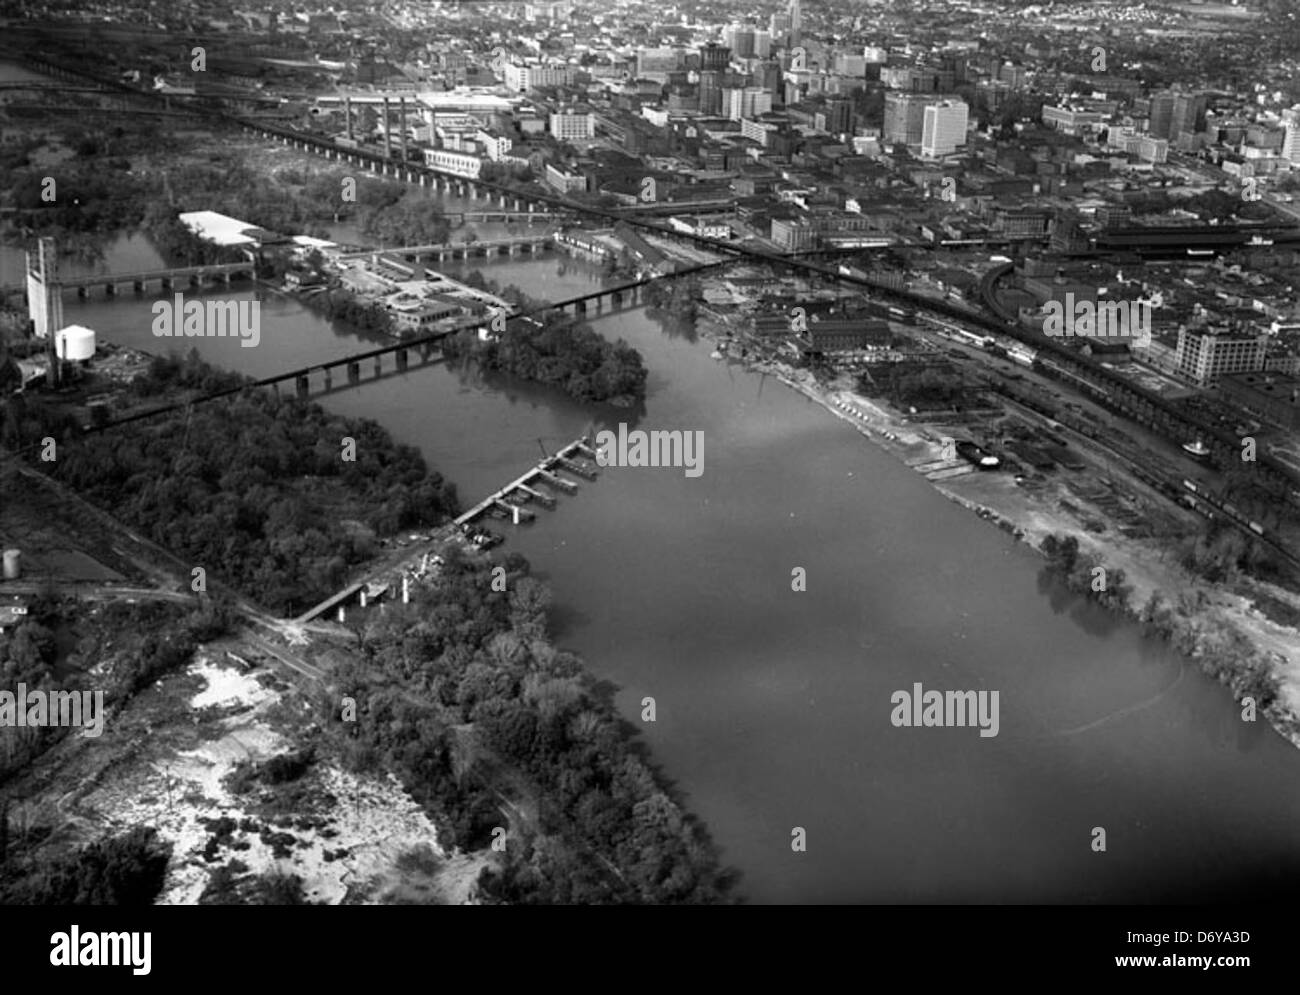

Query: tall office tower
left=770, top=12, right=791, bottom=41
left=1171, top=92, right=1207, bottom=140
left=754, top=30, right=772, bottom=58
left=25, top=236, right=63, bottom=341
left=998, top=62, right=1026, bottom=89
left=725, top=25, right=756, bottom=59
left=884, top=92, right=932, bottom=145
left=755, top=59, right=782, bottom=96
left=724, top=86, right=773, bottom=120
left=824, top=97, right=852, bottom=135
left=699, top=43, right=730, bottom=73
left=1283, top=107, right=1300, bottom=163
left=698, top=70, right=723, bottom=115
left=788, top=0, right=802, bottom=45
left=1148, top=90, right=1175, bottom=139
left=921, top=99, right=969, bottom=156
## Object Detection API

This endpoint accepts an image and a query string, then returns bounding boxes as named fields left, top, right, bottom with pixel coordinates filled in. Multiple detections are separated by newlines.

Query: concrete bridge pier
left=296, top=375, right=310, bottom=398
left=374, top=355, right=382, bottom=377
left=347, top=361, right=359, bottom=384
left=396, top=348, right=408, bottom=371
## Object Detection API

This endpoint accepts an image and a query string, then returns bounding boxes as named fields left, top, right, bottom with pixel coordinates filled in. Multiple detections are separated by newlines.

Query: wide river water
left=6, top=193, right=1300, bottom=904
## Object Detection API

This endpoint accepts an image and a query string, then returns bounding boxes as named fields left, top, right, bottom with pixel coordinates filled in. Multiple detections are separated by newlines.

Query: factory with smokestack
left=22, top=236, right=98, bottom=389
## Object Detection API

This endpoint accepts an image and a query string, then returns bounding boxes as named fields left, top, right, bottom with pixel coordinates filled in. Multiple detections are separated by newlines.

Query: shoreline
left=702, top=323, right=1300, bottom=754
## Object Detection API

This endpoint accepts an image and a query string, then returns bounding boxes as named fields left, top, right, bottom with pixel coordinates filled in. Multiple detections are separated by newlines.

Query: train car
left=1249, top=521, right=1265, bottom=536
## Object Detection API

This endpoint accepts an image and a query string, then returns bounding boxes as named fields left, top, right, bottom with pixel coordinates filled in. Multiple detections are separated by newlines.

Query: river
left=11, top=211, right=1300, bottom=903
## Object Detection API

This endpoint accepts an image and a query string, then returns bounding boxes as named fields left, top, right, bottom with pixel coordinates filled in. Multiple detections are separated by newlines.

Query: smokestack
left=382, top=97, right=391, bottom=158
left=400, top=96, right=408, bottom=161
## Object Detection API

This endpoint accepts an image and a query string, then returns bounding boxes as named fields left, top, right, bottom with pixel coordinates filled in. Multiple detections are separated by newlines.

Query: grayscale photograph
left=0, top=0, right=1296, bottom=969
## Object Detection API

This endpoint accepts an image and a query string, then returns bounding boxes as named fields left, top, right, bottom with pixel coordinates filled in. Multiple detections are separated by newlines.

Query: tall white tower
left=1283, top=106, right=1300, bottom=164
left=25, top=236, right=63, bottom=340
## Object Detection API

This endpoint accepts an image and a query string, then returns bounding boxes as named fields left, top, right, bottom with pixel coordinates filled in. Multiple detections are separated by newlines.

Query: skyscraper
left=824, top=98, right=852, bottom=135
left=884, top=92, right=933, bottom=146
left=699, top=43, right=730, bottom=73
left=789, top=0, right=802, bottom=45
left=724, top=25, right=756, bottom=59
left=1171, top=92, right=1207, bottom=140
left=1148, top=91, right=1175, bottom=140
left=1283, top=107, right=1300, bottom=164
left=921, top=100, right=969, bottom=157
left=698, top=70, right=723, bottom=115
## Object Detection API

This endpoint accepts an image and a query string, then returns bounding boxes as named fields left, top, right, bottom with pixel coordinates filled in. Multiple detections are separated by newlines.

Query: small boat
left=710, top=350, right=724, bottom=360
left=1182, top=439, right=1211, bottom=459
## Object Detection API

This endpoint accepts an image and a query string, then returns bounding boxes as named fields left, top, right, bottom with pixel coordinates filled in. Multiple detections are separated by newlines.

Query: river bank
left=696, top=317, right=1300, bottom=754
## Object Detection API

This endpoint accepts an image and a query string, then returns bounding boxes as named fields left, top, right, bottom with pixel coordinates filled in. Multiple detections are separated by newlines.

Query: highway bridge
left=1, top=262, right=256, bottom=297
left=13, top=49, right=1300, bottom=497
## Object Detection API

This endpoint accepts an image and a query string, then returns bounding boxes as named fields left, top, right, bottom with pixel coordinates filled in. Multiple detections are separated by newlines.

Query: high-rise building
left=1171, top=92, right=1207, bottom=140
left=1283, top=107, right=1300, bottom=163
left=788, top=0, right=802, bottom=45
left=754, top=60, right=782, bottom=96
left=823, top=98, right=852, bottom=135
left=1147, top=91, right=1175, bottom=139
left=754, top=30, right=772, bottom=58
left=724, top=25, right=756, bottom=59
left=1176, top=326, right=1268, bottom=387
left=884, top=92, right=933, bottom=146
left=724, top=86, right=773, bottom=120
left=999, top=63, right=1026, bottom=90
left=770, top=12, right=791, bottom=41
left=698, top=70, right=724, bottom=115
left=700, top=43, right=730, bottom=73
left=921, top=99, right=969, bottom=156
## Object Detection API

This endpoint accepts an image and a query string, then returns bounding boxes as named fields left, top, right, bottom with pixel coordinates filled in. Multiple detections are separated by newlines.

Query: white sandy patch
left=75, top=653, right=455, bottom=904
left=189, top=657, right=276, bottom=710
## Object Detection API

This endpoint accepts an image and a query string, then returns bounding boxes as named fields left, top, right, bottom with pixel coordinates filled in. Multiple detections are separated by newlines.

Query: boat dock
left=454, top=437, right=598, bottom=528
